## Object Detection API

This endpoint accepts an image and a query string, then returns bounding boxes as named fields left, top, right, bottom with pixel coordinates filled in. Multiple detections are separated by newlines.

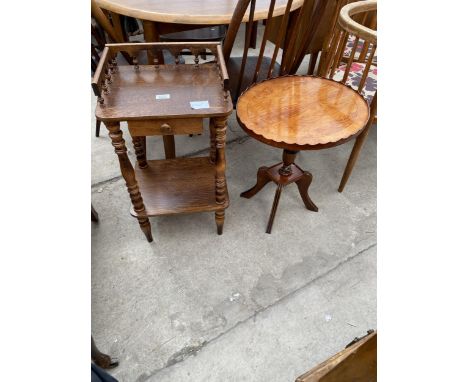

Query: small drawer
left=128, top=118, right=203, bottom=136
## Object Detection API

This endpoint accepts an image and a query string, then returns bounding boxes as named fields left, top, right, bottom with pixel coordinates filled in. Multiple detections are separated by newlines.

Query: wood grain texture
left=296, top=331, right=376, bottom=382
left=94, top=42, right=233, bottom=237
left=95, top=0, right=303, bottom=24
left=130, top=157, right=229, bottom=217
left=91, top=0, right=120, bottom=43
left=241, top=150, right=318, bottom=233
left=104, top=121, right=153, bottom=242
left=128, top=118, right=203, bottom=136
left=214, top=116, right=228, bottom=234
left=237, top=76, right=369, bottom=150
left=95, top=64, right=232, bottom=121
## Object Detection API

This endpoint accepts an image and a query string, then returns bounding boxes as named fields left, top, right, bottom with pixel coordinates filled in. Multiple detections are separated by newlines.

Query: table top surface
left=95, top=64, right=233, bottom=121
left=96, top=0, right=303, bottom=24
left=236, top=76, right=370, bottom=150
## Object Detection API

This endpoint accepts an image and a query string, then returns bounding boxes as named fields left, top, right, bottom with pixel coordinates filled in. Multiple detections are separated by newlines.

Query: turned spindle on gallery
left=92, top=42, right=233, bottom=241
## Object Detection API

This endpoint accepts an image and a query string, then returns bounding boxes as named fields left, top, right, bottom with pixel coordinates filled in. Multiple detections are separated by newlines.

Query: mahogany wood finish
left=93, top=42, right=232, bottom=241
left=237, top=76, right=369, bottom=150
left=317, top=0, right=377, bottom=191
left=238, top=76, right=369, bottom=233
left=241, top=149, right=318, bottom=233
left=296, top=331, right=376, bottom=382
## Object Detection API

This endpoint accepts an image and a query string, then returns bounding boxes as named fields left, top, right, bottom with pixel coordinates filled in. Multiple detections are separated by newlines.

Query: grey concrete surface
left=150, top=245, right=376, bottom=382
left=91, top=27, right=376, bottom=382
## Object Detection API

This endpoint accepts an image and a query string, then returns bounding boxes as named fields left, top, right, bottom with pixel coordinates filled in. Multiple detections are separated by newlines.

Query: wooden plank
left=296, top=332, right=376, bottom=382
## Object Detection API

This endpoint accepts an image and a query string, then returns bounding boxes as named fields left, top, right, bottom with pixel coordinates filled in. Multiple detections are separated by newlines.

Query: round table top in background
left=237, top=76, right=370, bottom=150
left=96, top=0, right=303, bottom=24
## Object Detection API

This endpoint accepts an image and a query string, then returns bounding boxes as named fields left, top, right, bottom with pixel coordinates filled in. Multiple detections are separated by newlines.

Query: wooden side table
left=237, top=75, right=369, bottom=233
left=93, top=42, right=233, bottom=242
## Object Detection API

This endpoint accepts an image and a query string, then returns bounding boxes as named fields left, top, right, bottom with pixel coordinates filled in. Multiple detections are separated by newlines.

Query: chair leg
left=95, top=119, right=101, bottom=137
left=340, top=94, right=377, bottom=192
left=215, top=210, right=225, bottom=235
left=266, top=184, right=284, bottom=234
left=338, top=125, right=371, bottom=192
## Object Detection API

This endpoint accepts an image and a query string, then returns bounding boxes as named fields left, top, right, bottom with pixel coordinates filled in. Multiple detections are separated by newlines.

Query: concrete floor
left=91, top=29, right=376, bottom=382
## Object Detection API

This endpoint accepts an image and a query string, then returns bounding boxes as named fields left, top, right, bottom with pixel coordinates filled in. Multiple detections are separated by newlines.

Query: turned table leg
left=214, top=116, right=228, bottom=235
left=132, top=136, right=148, bottom=169
left=209, top=118, right=216, bottom=164
left=104, top=122, right=153, bottom=242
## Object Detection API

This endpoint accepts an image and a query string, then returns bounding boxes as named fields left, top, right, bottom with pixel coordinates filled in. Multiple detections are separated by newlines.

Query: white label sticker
left=190, top=100, right=210, bottom=109
left=155, top=94, right=170, bottom=100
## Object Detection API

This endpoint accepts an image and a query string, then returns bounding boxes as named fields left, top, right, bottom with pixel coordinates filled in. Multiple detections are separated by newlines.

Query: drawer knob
left=160, top=123, right=172, bottom=133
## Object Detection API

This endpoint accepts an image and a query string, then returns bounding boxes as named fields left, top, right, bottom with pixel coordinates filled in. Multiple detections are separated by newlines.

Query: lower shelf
left=130, top=157, right=229, bottom=217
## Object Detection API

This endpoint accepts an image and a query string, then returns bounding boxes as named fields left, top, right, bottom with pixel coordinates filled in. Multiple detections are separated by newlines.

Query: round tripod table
left=237, top=76, right=370, bottom=233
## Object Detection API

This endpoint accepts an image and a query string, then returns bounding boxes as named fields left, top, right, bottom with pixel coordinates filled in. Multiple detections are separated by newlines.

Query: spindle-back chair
left=317, top=0, right=377, bottom=191
left=222, top=0, right=314, bottom=102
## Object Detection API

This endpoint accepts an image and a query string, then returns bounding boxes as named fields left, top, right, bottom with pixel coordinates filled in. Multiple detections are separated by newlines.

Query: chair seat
left=332, top=62, right=377, bottom=102
left=236, top=76, right=369, bottom=150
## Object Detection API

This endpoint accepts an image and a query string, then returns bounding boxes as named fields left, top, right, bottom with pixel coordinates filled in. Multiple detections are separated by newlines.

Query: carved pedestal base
left=240, top=150, right=318, bottom=234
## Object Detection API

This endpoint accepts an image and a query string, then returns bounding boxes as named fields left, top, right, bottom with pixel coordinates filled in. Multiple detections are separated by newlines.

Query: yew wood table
left=237, top=76, right=370, bottom=233
left=93, top=42, right=233, bottom=242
